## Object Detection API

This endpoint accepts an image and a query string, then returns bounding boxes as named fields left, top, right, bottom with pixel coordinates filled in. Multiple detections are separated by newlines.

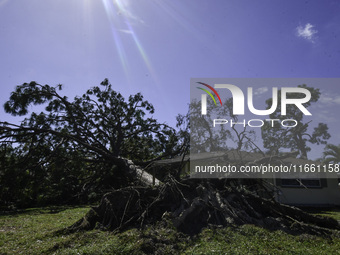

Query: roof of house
left=153, top=150, right=323, bottom=166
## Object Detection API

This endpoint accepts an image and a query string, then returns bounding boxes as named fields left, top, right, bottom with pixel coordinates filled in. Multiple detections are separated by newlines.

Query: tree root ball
left=68, top=177, right=340, bottom=236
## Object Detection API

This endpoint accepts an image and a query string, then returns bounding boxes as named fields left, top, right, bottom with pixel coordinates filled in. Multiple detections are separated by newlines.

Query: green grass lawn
left=305, top=208, right=340, bottom=221
left=0, top=206, right=340, bottom=254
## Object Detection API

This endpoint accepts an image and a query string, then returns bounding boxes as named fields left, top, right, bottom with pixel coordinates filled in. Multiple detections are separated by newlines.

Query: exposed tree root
left=68, top=177, right=340, bottom=236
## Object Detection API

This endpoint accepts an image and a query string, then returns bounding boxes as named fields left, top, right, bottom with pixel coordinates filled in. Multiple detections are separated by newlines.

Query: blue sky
left=1, top=0, right=340, bottom=159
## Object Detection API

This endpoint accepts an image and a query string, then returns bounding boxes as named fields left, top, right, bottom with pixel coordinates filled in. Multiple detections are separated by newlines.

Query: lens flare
left=125, top=22, right=157, bottom=82
left=101, top=0, right=158, bottom=85
left=101, top=0, right=130, bottom=80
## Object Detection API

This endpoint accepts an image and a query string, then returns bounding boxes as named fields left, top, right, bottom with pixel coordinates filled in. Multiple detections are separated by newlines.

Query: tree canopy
left=261, top=84, right=330, bottom=159
left=323, top=144, right=340, bottom=164
left=0, top=79, right=182, bottom=207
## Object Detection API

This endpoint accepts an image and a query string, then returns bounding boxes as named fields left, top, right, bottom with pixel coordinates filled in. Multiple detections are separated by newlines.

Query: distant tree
left=323, top=144, right=340, bottom=164
left=188, top=97, right=260, bottom=154
left=0, top=139, right=88, bottom=208
left=261, top=84, right=330, bottom=159
left=222, top=98, right=261, bottom=154
left=187, top=98, right=231, bottom=153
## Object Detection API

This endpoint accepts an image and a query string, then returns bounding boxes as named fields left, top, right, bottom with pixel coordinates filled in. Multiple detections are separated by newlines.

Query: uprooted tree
left=0, top=79, right=182, bottom=206
left=1, top=80, right=339, bottom=236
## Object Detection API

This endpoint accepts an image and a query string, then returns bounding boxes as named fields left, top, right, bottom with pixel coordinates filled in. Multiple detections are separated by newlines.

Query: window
left=280, top=178, right=321, bottom=188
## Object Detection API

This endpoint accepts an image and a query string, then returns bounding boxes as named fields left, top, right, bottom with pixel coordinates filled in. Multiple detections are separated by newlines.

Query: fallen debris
left=68, top=176, right=340, bottom=236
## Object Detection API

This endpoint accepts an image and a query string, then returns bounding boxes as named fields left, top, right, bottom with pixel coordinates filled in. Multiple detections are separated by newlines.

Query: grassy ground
left=1, top=206, right=340, bottom=254
left=304, top=207, right=340, bottom=221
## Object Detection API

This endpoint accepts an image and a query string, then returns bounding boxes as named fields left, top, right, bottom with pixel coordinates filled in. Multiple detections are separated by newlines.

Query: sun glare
left=0, top=0, right=9, bottom=7
left=101, top=0, right=158, bottom=86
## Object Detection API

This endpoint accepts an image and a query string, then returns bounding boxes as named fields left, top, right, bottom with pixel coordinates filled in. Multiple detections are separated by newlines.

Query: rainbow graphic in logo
left=196, top=82, right=223, bottom=106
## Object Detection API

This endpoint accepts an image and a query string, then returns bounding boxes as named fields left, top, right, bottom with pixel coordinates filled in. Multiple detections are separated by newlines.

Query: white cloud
left=254, top=87, right=268, bottom=96
left=319, top=93, right=340, bottom=105
left=314, top=111, right=337, bottom=123
left=296, top=23, right=318, bottom=43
